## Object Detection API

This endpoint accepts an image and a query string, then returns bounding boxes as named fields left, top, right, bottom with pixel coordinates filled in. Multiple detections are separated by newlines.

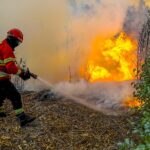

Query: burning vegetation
left=124, top=97, right=143, bottom=108
left=73, top=1, right=148, bottom=109
left=80, top=32, right=137, bottom=82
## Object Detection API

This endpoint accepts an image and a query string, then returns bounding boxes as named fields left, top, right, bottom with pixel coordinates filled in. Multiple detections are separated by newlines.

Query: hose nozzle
left=30, top=72, right=38, bottom=79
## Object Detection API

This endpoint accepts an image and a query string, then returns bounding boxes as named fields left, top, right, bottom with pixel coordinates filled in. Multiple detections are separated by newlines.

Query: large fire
left=80, top=32, right=138, bottom=82
left=79, top=32, right=143, bottom=108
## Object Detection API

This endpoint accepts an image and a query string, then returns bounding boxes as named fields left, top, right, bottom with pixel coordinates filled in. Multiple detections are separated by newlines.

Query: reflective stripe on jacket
left=0, top=39, right=21, bottom=80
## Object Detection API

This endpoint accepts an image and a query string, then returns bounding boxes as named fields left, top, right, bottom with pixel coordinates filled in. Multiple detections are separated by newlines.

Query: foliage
left=119, top=58, right=150, bottom=150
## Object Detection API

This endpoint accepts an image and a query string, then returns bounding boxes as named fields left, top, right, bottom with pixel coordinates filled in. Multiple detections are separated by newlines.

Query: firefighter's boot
left=17, top=112, right=35, bottom=127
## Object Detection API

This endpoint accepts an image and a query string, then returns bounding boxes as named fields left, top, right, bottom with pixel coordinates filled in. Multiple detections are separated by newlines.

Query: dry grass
left=0, top=92, right=135, bottom=150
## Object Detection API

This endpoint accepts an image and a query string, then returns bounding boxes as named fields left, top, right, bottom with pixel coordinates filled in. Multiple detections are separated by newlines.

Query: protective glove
left=19, top=69, right=31, bottom=81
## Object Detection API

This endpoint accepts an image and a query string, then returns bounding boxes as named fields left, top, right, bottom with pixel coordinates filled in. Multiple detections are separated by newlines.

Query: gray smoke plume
left=0, top=0, right=148, bottom=82
left=123, top=0, right=148, bottom=37
left=24, top=79, right=134, bottom=115
left=53, top=80, right=134, bottom=115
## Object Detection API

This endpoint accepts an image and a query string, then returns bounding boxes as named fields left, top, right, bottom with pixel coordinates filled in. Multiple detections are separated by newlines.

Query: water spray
left=37, top=77, right=53, bottom=88
left=31, top=75, right=125, bottom=115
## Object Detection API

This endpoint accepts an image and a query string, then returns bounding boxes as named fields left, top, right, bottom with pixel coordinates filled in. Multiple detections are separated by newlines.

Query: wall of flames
left=78, top=31, right=142, bottom=108
left=80, top=32, right=138, bottom=82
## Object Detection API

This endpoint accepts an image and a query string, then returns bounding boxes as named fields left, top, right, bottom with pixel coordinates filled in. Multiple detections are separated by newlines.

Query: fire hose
left=30, top=72, right=38, bottom=79
left=25, top=68, right=38, bottom=80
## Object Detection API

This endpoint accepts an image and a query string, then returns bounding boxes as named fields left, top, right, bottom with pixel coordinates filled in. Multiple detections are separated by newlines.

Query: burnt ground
left=0, top=92, right=135, bottom=150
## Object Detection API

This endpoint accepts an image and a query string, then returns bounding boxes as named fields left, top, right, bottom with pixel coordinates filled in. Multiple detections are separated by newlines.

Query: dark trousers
left=0, top=80, right=22, bottom=110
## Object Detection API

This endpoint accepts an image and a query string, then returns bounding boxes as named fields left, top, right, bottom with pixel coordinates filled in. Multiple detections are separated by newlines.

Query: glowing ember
left=124, top=97, right=143, bottom=108
left=80, top=32, right=137, bottom=82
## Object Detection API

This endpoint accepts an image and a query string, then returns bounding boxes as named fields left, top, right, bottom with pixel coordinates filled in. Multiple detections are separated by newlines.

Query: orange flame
left=124, top=97, right=143, bottom=108
left=80, top=32, right=138, bottom=82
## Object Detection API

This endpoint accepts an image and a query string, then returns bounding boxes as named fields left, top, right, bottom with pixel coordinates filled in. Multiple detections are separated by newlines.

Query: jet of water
left=36, top=77, right=129, bottom=115
left=37, top=77, right=53, bottom=89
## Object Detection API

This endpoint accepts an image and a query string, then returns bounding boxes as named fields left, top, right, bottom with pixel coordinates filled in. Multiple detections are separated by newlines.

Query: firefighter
left=0, top=28, right=35, bottom=127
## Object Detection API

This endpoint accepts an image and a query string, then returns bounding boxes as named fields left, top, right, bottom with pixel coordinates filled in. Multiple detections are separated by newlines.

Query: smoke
left=0, top=0, right=69, bottom=82
left=53, top=80, right=134, bottom=115
left=0, top=0, right=146, bottom=114
left=24, top=77, right=134, bottom=115
left=67, top=0, right=130, bottom=73
left=123, top=0, right=147, bottom=37
left=0, top=0, right=148, bottom=82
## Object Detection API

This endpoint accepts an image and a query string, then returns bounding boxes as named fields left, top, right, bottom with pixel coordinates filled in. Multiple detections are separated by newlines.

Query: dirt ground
left=0, top=92, right=133, bottom=150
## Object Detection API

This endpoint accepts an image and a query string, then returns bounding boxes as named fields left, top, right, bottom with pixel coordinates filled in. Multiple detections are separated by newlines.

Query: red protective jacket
left=0, top=39, right=21, bottom=80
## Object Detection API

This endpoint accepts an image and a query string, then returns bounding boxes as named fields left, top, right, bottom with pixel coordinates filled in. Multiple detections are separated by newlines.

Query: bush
left=119, top=58, right=150, bottom=150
